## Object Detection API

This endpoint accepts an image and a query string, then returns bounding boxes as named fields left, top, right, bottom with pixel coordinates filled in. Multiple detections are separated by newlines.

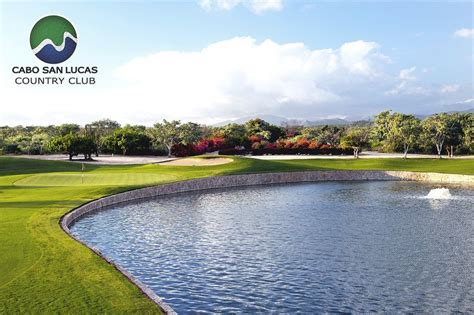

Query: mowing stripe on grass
left=14, top=173, right=178, bottom=187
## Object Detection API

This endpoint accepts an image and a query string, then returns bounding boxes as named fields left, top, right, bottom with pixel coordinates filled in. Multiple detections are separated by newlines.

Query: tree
left=300, top=127, right=320, bottom=140
left=219, top=123, right=247, bottom=147
left=422, top=113, right=460, bottom=158
left=370, top=110, right=392, bottom=151
left=113, top=126, right=150, bottom=156
left=443, top=114, right=463, bottom=158
left=458, top=113, right=474, bottom=154
left=56, top=124, right=80, bottom=136
left=341, top=127, right=370, bottom=158
left=76, top=137, right=97, bottom=160
left=149, top=120, right=181, bottom=157
left=85, top=119, right=120, bottom=156
left=9, top=135, right=32, bottom=154
left=317, top=125, right=344, bottom=146
left=244, top=118, right=271, bottom=136
left=179, top=122, right=203, bottom=145
left=48, top=134, right=96, bottom=160
left=390, top=114, right=421, bottom=159
left=31, top=133, right=51, bottom=155
left=267, top=124, right=284, bottom=142
left=300, top=125, right=344, bottom=146
left=244, top=118, right=283, bottom=142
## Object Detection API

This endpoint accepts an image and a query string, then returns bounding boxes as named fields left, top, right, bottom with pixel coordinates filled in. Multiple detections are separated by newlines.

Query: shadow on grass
left=0, top=157, right=93, bottom=176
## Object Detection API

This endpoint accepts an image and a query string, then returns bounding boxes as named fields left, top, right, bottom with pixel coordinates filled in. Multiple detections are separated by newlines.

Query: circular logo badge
left=30, top=15, right=77, bottom=64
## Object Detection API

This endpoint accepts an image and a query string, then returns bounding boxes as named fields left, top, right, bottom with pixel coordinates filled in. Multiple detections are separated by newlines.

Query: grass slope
left=0, top=156, right=472, bottom=313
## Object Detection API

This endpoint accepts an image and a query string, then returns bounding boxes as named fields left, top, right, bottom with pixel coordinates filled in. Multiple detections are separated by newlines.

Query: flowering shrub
left=176, top=131, right=350, bottom=158
left=284, top=140, right=294, bottom=149
left=275, top=140, right=286, bottom=149
left=248, top=135, right=261, bottom=143
left=207, top=137, right=225, bottom=150
left=218, top=147, right=353, bottom=156
left=194, top=142, right=208, bottom=154
left=171, top=135, right=231, bottom=157
left=293, top=138, right=310, bottom=149
left=308, top=140, right=319, bottom=149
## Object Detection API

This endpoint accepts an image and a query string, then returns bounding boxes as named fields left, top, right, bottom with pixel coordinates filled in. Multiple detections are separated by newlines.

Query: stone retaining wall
left=60, top=170, right=473, bottom=314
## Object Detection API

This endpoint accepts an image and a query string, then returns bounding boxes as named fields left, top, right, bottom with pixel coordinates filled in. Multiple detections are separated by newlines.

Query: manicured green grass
left=14, top=173, right=179, bottom=186
left=0, top=156, right=472, bottom=313
left=271, top=158, right=474, bottom=175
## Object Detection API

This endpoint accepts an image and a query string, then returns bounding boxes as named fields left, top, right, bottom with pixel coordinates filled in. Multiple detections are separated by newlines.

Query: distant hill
left=212, top=107, right=473, bottom=127
left=213, top=114, right=289, bottom=126
left=286, top=118, right=350, bottom=126
left=449, top=108, right=474, bottom=114
left=213, top=114, right=352, bottom=127
left=415, top=107, right=474, bottom=120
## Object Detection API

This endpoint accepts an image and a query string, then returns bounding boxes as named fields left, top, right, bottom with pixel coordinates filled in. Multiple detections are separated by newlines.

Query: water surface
left=71, top=181, right=474, bottom=313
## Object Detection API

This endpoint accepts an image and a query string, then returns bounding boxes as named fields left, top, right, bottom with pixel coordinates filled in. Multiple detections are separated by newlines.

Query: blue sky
left=0, top=0, right=472, bottom=125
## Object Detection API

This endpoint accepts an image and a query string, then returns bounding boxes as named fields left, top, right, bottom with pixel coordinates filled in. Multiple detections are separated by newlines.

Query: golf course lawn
left=0, top=156, right=473, bottom=313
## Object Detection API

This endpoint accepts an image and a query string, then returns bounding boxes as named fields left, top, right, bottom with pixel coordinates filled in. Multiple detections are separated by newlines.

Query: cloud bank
left=1, top=37, right=470, bottom=126
left=115, top=37, right=393, bottom=121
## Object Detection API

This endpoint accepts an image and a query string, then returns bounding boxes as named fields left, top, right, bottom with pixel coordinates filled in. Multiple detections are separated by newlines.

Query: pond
left=70, top=181, right=474, bottom=313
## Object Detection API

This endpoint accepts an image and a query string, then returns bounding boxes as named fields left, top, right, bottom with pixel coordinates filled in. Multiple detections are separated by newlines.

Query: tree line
left=0, top=111, right=472, bottom=159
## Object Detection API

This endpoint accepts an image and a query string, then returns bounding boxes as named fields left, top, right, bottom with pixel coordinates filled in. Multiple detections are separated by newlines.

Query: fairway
left=15, top=172, right=178, bottom=186
left=0, top=156, right=473, bottom=313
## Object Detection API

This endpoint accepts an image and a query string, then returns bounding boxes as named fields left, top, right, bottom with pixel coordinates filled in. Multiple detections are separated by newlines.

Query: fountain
left=426, top=188, right=452, bottom=199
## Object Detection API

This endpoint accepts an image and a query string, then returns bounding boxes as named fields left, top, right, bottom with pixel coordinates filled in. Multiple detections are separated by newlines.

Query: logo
left=11, top=15, right=96, bottom=86
left=30, top=15, right=77, bottom=64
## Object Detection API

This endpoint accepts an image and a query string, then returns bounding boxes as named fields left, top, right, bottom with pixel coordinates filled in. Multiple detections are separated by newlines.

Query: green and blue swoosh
left=30, top=15, right=77, bottom=64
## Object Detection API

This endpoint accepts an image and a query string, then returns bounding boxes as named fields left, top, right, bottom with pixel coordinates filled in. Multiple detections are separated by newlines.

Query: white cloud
left=387, top=66, right=427, bottom=96
left=388, top=70, right=463, bottom=98
left=454, top=28, right=474, bottom=38
left=455, top=98, right=474, bottom=104
left=248, top=0, right=283, bottom=13
left=339, top=40, right=389, bottom=76
left=440, top=84, right=460, bottom=94
left=399, top=67, right=416, bottom=81
left=386, top=82, right=430, bottom=97
left=114, top=37, right=392, bottom=121
left=199, top=0, right=283, bottom=13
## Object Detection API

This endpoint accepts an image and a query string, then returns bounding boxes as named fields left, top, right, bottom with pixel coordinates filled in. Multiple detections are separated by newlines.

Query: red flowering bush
left=275, top=140, right=286, bottom=149
left=293, top=138, right=310, bottom=149
left=193, top=142, right=208, bottom=154
left=194, top=137, right=227, bottom=153
left=308, top=140, right=319, bottom=149
left=207, top=137, right=225, bottom=151
left=212, top=137, right=225, bottom=147
left=248, top=135, right=261, bottom=143
left=284, top=140, right=294, bottom=149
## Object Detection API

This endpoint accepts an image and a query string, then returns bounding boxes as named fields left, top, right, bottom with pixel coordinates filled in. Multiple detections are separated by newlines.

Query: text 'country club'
left=12, top=66, right=97, bottom=85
